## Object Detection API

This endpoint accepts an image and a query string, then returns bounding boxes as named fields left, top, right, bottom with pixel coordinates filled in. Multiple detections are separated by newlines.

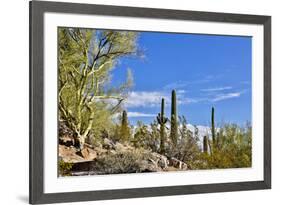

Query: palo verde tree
left=58, top=28, right=139, bottom=150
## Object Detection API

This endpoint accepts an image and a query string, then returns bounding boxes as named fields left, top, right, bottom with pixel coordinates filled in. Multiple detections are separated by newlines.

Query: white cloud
left=124, top=91, right=169, bottom=108
left=127, top=112, right=156, bottom=118
left=123, top=89, right=245, bottom=108
left=163, top=82, right=188, bottom=90
left=201, top=86, right=232, bottom=92
left=124, top=91, right=196, bottom=108
left=212, top=92, right=241, bottom=102
left=177, top=89, right=186, bottom=94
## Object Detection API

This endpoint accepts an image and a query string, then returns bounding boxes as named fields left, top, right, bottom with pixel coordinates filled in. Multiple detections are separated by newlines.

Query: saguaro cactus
left=157, top=98, right=168, bottom=154
left=170, top=90, right=178, bottom=146
left=211, top=107, right=216, bottom=146
left=203, top=136, right=208, bottom=153
left=120, top=110, right=130, bottom=141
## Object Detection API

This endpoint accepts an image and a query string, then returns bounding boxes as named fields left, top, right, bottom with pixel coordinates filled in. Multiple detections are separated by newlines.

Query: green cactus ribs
left=157, top=98, right=168, bottom=154
left=170, top=90, right=178, bottom=147
left=211, top=106, right=216, bottom=147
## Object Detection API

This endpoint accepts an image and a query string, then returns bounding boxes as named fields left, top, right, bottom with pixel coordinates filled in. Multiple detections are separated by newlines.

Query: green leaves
left=58, top=27, right=139, bottom=149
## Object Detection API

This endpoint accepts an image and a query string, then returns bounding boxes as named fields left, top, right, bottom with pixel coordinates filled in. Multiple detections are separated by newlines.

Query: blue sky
left=111, top=31, right=252, bottom=126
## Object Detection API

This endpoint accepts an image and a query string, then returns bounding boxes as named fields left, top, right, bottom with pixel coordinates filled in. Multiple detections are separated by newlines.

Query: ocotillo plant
left=157, top=98, right=168, bottom=154
left=211, top=107, right=216, bottom=146
left=203, top=136, right=208, bottom=153
left=170, top=90, right=178, bottom=146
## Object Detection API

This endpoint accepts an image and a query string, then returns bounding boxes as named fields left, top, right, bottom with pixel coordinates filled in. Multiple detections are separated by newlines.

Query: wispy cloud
left=163, top=82, right=188, bottom=90
left=123, top=88, right=245, bottom=108
left=201, top=86, right=232, bottom=92
left=124, top=91, right=169, bottom=108
left=163, top=75, right=223, bottom=91
left=127, top=112, right=155, bottom=118
left=177, top=89, right=187, bottom=94
left=212, top=92, right=241, bottom=102
left=124, top=91, right=194, bottom=108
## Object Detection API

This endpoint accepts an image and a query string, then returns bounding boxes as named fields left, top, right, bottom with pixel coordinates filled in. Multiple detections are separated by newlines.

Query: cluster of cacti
left=157, top=98, right=168, bottom=153
left=170, top=89, right=178, bottom=146
left=155, top=90, right=217, bottom=155
left=156, top=90, right=178, bottom=151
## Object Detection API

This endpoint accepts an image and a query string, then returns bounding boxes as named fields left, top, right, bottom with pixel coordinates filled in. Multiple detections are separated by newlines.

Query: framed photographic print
left=29, top=0, right=271, bottom=204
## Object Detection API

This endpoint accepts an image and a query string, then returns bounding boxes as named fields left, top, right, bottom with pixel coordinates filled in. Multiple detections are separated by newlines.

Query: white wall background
left=0, top=0, right=279, bottom=204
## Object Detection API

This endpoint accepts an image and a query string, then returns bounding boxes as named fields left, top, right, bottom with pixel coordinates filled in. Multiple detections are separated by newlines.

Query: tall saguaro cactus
left=157, top=98, right=168, bottom=154
left=211, top=107, right=216, bottom=146
left=120, top=110, right=130, bottom=141
left=170, top=90, right=178, bottom=146
left=203, top=136, right=208, bottom=153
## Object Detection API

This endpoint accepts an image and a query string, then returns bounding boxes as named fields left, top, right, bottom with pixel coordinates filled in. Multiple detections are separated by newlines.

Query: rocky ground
left=59, top=135, right=188, bottom=176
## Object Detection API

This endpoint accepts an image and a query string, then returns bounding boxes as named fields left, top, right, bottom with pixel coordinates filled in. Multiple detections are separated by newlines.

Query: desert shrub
left=109, top=111, right=133, bottom=143
left=148, top=121, right=161, bottom=152
left=132, top=121, right=151, bottom=148
left=199, top=123, right=252, bottom=169
left=132, top=121, right=160, bottom=152
left=165, top=117, right=202, bottom=169
left=93, top=148, right=153, bottom=174
left=59, top=160, right=73, bottom=176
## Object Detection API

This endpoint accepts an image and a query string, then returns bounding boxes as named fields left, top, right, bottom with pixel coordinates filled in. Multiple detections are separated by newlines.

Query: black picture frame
left=29, top=0, right=271, bottom=204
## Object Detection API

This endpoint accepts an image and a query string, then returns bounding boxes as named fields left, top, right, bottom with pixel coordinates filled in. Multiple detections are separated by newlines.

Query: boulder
left=151, top=152, right=169, bottom=169
left=59, top=145, right=85, bottom=163
left=103, top=138, right=115, bottom=149
left=78, top=147, right=97, bottom=160
left=115, top=142, right=126, bottom=152
left=169, top=157, right=188, bottom=170
left=59, top=135, right=75, bottom=147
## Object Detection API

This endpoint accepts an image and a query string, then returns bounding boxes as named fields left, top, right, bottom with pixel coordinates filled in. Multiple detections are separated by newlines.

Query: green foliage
left=157, top=98, right=168, bottom=154
left=149, top=121, right=161, bottom=152
left=200, top=123, right=252, bottom=169
left=58, top=27, right=139, bottom=149
left=167, top=116, right=202, bottom=169
left=120, top=110, right=131, bottom=142
left=59, top=160, right=73, bottom=176
left=132, top=121, right=160, bottom=152
left=57, top=28, right=253, bottom=175
left=170, top=90, right=178, bottom=146
left=133, top=121, right=151, bottom=148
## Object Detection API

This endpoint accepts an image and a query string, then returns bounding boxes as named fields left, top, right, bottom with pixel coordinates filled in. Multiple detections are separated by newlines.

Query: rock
left=59, top=145, right=85, bottom=163
left=115, top=142, right=126, bottom=152
left=169, top=157, right=187, bottom=170
left=139, top=159, right=162, bottom=172
left=78, top=147, right=97, bottom=160
left=94, top=146, right=108, bottom=156
left=151, top=153, right=169, bottom=169
left=103, top=138, right=115, bottom=149
left=59, top=135, right=75, bottom=147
